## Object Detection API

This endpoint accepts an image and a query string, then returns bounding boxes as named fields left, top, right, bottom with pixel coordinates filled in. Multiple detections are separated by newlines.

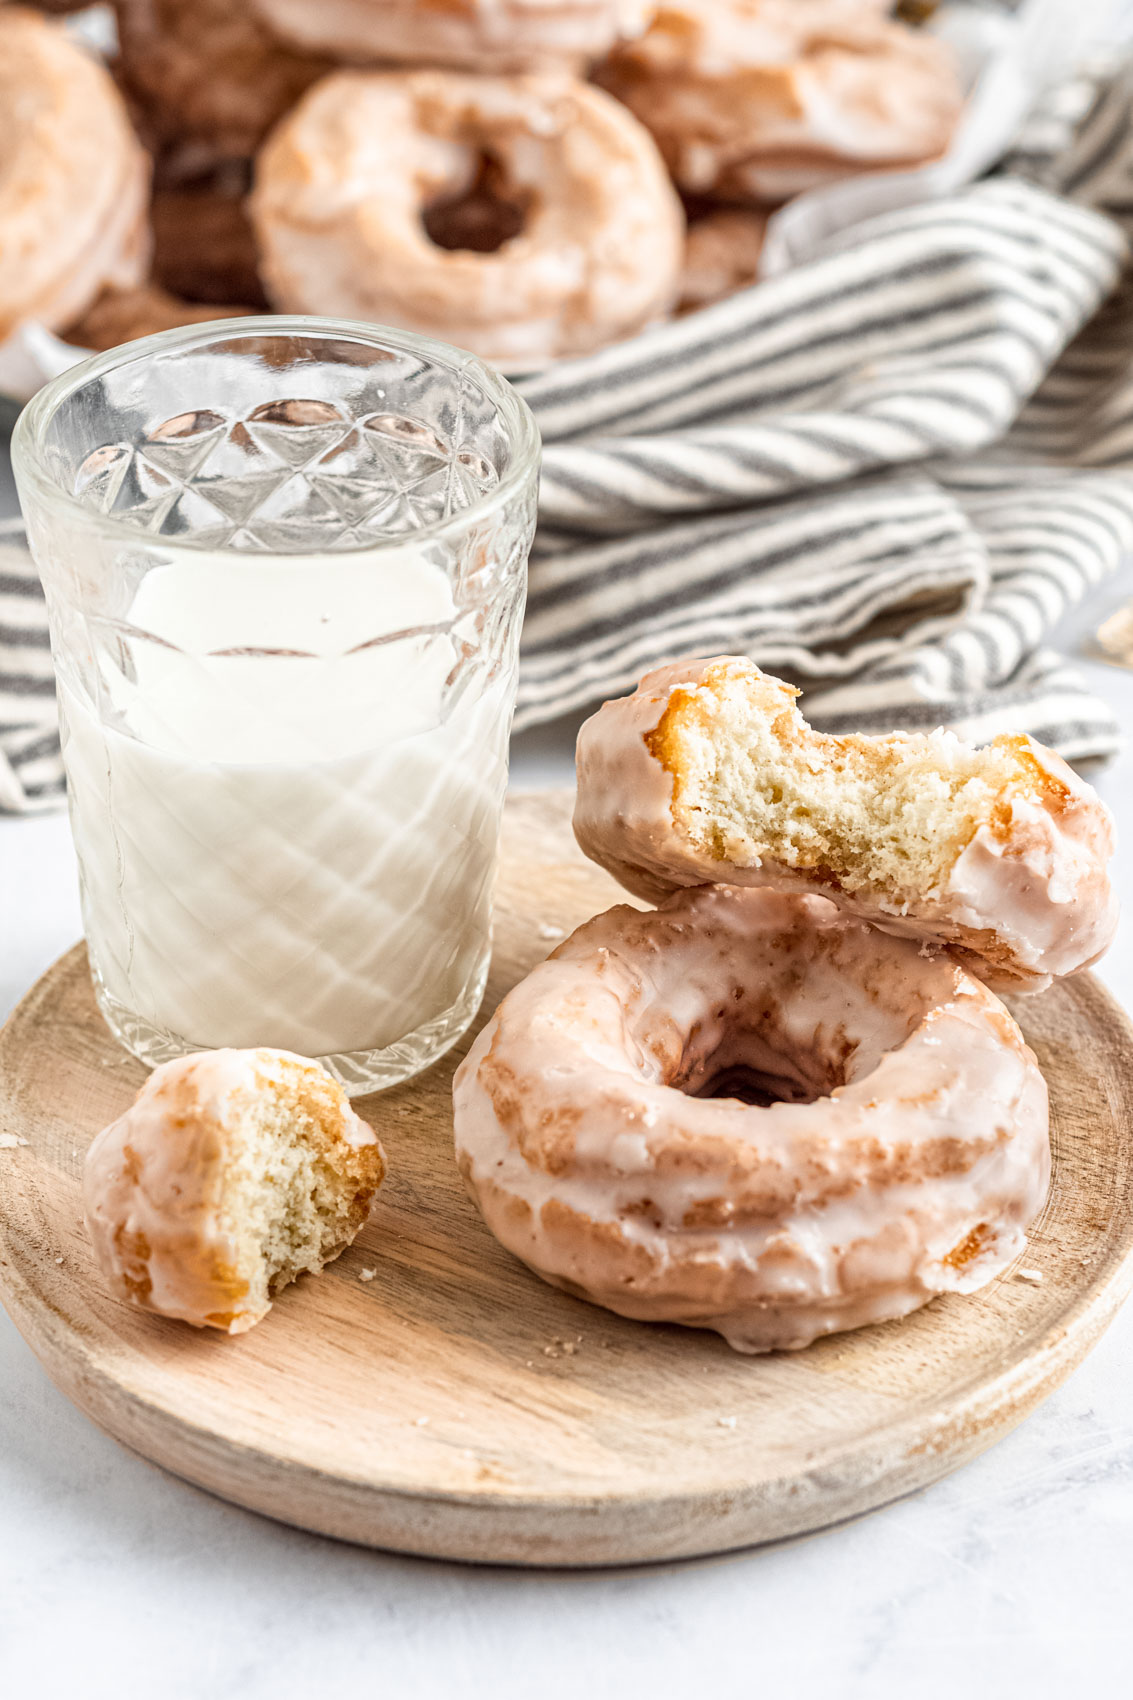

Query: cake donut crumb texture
left=573, top=656, right=1118, bottom=991
left=83, top=1049, right=386, bottom=1333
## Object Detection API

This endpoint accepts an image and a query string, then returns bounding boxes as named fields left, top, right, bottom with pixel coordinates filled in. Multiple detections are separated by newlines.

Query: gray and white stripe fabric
left=4, top=64, right=1133, bottom=812
left=511, top=60, right=1133, bottom=741
left=0, top=517, right=58, bottom=813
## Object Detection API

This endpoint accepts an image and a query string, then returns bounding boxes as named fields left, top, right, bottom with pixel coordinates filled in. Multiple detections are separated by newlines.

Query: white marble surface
left=2, top=547, right=1133, bottom=1694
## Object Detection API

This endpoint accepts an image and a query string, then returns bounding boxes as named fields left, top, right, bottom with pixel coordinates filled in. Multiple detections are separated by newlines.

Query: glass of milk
left=13, top=317, right=540, bottom=1092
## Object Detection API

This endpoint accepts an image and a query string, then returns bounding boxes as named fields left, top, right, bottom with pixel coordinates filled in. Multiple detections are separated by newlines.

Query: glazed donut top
left=251, top=0, right=656, bottom=73
left=599, top=0, right=964, bottom=201
left=251, top=69, right=684, bottom=364
left=454, top=885, right=1050, bottom=1351
left=573, top=657, right=1118, bottom=992
left=0, top=8, right=149, bottom=338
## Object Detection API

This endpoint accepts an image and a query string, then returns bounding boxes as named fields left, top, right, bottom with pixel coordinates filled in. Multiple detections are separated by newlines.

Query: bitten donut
left=0, top=8, right=149, bottom=341
left=454, top=886, right=1050, bottom=1353
left=573, top=657, right=1119, bottom=992
left=112, top=0, right=332, bottom=159
left=251, top=70, right=685, bottom=365
left=250, top=0, right=655, bottom=73
left=84, top=1049, right=386, bottom=1334
left=598, top=0, right=964, bottom=202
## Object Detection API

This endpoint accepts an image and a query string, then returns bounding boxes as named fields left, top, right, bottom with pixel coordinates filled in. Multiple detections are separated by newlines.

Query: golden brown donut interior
left=648, top=660, right=1071, bottom=912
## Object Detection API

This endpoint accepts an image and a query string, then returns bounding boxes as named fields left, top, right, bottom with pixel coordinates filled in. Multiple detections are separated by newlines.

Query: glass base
left=90, top=954, right=490, bottom=1096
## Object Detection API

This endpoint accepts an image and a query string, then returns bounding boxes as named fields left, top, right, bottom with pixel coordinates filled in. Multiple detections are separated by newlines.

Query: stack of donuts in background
left=0, top=0, right=966, bottom=366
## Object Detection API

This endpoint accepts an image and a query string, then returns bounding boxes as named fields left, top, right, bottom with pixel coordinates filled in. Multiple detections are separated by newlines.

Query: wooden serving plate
left=2, top=790, right=1133, bottom=1567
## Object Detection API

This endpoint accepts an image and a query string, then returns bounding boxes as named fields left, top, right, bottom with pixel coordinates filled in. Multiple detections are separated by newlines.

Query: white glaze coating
left=83, top=1050, right=384, bottom=1334
left=572, top=657, right=1119, bottom=992
left=250, top=69, right=684, bottom=366
left=251, top=0, right=654, bottom=72
left=0, top=8, right=149, bottom=339
left=454, top=886, right=1050, bottom=1352
left=598, top=0, right=963, bottom=202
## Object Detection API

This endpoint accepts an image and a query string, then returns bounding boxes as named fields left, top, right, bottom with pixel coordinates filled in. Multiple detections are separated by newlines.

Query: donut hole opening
left=696, top=1063, right=821, bottom=1108
left=422, top=153, right=531, bottom=254
left=217, top=1063, right=382, bottom=1324
left=674, top=1018, right=859, bottom=1108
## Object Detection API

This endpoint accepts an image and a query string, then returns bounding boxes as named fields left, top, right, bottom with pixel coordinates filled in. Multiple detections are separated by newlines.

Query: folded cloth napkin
left=3, top=61, right=1133, bottom=814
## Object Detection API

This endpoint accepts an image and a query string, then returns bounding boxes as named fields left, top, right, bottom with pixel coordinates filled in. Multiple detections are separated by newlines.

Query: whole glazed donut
left=573, top=658, right=1119, bottom=993
left=0, top=7, right=149, bottom=341
left=598, top=0, right=965, bottom=202
left=454, top=885, right=1050, bottom=1352
left=250, top=70, right=685, bottom=365
left=250, top=0, right=656, bottom=73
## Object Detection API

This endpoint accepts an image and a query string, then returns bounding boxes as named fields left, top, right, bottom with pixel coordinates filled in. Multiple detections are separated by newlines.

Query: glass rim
left=11, top=313, right=542, bottom=558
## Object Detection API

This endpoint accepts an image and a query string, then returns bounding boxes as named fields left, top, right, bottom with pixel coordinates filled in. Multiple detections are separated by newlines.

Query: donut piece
left=250, top=0, right=655, bottom=73
left=0, top=8, right=149, bottom=340
left=573, top=658, right=1119, bottom=993
left=112, top=0, right=333, bottom=159
left=250, top=70, right=685, bottom=365
left=598, top=0, right=964, bottom=203
left=678, top=205, right=767, bottom=313
left=84, top=1049, right=387, bottom=1334
left=454, top=886, right=1050, bottom=1353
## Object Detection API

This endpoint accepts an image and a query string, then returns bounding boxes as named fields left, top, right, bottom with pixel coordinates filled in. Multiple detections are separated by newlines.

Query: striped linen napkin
left=4, top=60, right=1133, bottom=813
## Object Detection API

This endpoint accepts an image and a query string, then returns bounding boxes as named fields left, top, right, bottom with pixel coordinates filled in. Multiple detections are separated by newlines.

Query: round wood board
left=2, top=790, right=1133, bottom=1568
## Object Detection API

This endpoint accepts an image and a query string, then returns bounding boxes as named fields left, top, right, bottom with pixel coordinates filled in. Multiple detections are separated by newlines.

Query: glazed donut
left=250, top=0, right=655, bottom=73
left=454, top=885, right=1050, bottom=1353
left=0, top=8, right=149, bottom=341
left=63, top=285, right=255, bottom=353
left=573, top=657, right=1119, bottom=993
left=598, top=0, right=964, bottom=203
left=250, top=70, right=685, bottom=365
left=112, top=0, right=332, bottom=159
left=84, top=1049, right=386, bottom=1334
left=678, top=205, right=767, bottom=313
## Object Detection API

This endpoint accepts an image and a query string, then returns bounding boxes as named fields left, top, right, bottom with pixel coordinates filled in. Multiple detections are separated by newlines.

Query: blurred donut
left=0, top=7, right=149, bottom=340
left=251, top=69, right=685, bottom=365
left=250, top=0, right=655, bottom=73
left=599, top=0, right=964, bottom=203
left=112, top=0, right=333, bottom=159
left=63, top=284, right=254, bottom=352
left=151, top=163, right=268, bottom=307
left=678, top=205, right=767, bottom=313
